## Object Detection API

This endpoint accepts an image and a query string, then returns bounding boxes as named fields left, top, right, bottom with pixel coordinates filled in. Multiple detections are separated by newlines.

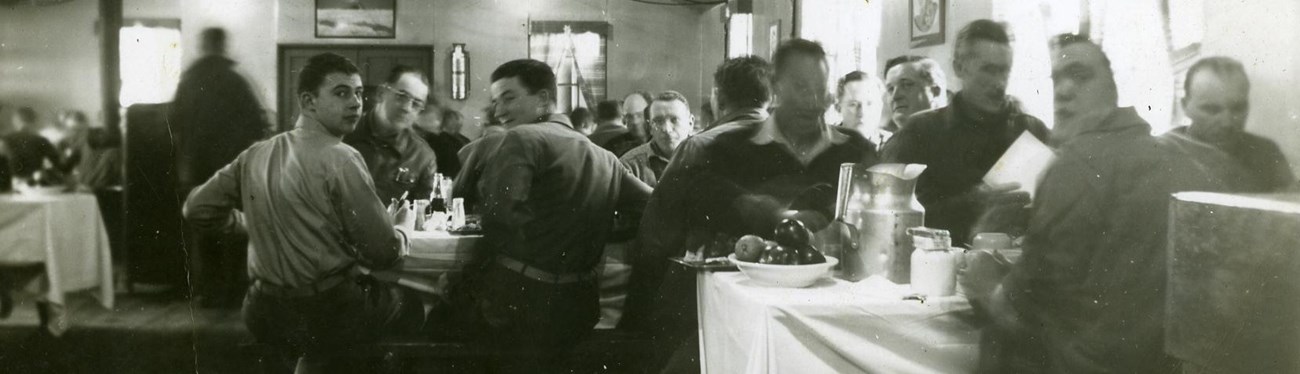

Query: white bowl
left=729, top=254, right=838, bottom=288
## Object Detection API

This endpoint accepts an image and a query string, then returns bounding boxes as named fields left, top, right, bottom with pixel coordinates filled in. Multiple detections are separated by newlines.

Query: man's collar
left=951, top=92, right=1010, bottom=127
left=714, top=107, right=769, bottom=127
left=751, top=114, right=847, bottom=146
left=649, top=141, right=672, bottom=160
left=295, top=115, right=343, bottom=140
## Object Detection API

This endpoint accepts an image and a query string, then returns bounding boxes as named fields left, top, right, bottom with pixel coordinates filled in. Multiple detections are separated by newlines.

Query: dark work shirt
left=1163, top=126, right=1295, bottom=192
left=618, top=142, right=671, bottom=188
left=588, top=123, right=641, bottom=157
left=1003, top=108, right=1231, bottom=372
left=478, top=114, right=651, bottom=274
left=343, top=111, right=438, bottom=203
left=880, top=93, right=1050, bottom=244
left=1, top=131, right=60, bottom=177
left=416, top=128, right=469, bottom=177
left=170, top=55, right=268, bottom=188
left=183, top=115, right=409, bottom=288
left=707, top=107, right=768, bottom=130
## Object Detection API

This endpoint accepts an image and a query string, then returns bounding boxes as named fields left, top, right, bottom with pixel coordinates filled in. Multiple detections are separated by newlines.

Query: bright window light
left=728, top=13, right=753, bottom=58
left=120, top=23, right=182, bottom=107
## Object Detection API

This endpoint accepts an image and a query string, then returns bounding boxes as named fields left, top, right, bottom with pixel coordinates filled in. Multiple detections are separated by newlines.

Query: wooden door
left=277, top=45, right=433, bottom=132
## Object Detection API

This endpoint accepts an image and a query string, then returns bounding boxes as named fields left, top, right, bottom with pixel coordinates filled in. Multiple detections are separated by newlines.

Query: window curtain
left=529, top=22, right=608, bottom=112
left=800, top=0, right=882, bottom=125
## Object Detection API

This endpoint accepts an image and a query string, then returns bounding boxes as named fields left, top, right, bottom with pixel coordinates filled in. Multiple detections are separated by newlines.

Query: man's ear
left=537, top=89, right=554, bottom=106
left=299, top=92, right=315, bottom=112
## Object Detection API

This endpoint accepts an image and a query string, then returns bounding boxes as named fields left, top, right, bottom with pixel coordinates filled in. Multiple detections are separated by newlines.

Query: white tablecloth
left=0, top=193, right=114, bottom=308
left=370, top=230, right=481, bottom=295
left=699, top=272, right=980, bottom=374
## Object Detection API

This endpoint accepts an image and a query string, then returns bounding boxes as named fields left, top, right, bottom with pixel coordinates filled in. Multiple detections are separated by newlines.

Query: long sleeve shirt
left=1003, top=108, right=1232, bottom=372
left=343, top=111, right=438, bottom=203
left=183, top=115, right=408, bottom=288
left=1162, top=126, right=1295, bottom=192
left=881, top=92, right=1050, bottom=244
left=477, top=114, right=651, bottom=274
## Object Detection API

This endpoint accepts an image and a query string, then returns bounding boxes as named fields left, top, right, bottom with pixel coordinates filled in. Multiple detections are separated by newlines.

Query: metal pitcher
left=836, top=163, right=927, bottom=283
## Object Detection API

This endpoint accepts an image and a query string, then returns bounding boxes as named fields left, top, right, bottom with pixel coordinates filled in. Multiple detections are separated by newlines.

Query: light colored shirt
left=183, top=115, right=408, bottom=288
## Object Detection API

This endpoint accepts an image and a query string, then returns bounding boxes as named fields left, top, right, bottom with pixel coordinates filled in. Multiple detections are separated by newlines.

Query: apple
left=734, top=235, right=765, bottom=262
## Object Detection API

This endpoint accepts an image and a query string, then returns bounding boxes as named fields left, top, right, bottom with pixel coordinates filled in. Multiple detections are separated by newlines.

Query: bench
left=241, top=329, right=653, bottom=373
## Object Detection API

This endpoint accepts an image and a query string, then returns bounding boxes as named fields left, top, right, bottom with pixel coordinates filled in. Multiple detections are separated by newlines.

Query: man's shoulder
left=619, top=142, right=655, bottom=164
left=1239, top=131, right=1286, bottom=153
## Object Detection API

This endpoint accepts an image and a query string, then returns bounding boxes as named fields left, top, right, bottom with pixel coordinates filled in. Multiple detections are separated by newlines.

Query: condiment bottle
left=908, top=227, right=959, bottom=297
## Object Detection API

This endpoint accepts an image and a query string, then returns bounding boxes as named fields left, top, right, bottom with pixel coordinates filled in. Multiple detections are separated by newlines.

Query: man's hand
left=959, top=249, right=1010, bottom=302
left=969, top=182, right=1031, bottom=208
left=967, top=183, right=1032, bottom=240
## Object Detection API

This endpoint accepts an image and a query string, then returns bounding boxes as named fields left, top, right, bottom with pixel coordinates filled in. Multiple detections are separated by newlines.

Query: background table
left=699, top=272, right=980, bottom=374
left=0, top=193, right=115, bottom=309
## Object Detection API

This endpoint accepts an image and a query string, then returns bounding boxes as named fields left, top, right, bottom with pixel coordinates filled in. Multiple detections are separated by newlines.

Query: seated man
left=833, top=71, right=887, bottom=147
left=418, top=109, right=471, bottom=177
left=883, top=56, right=948, bottom=141
left=343, top=65, right=438, bottom=203
left=706, top=56, right=772, bottom=130
left=1161, top=56, right=1295, bottom=192
left=962, top=35, right=1235, bottom=373
left=184, top=53, right=423, bottom=372
left=620, top=90, right=696, bottom=188
left=2, top=107, right=60, bottom=178
left=456, top=59, right=651, bottom=372
left=627, top=39, right=879, bottom=373
left=881, top=20, right=1049, bottom=244
left=587, top=99, right=640, bottom=156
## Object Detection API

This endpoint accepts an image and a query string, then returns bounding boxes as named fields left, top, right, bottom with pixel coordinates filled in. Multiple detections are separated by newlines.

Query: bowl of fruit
left=730, top=219, right=838, bottom=288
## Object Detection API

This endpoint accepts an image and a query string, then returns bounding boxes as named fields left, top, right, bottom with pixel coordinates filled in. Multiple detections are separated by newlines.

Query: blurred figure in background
left=622, top=91, right=653, bottom=144
left=423, top=109, right=470, bottom=177
left=2, top=107, right=60, bottom=179
left=569, top=107, right=596, bottom=135
left=707, top=56, right=772, bottom=130
left=588, top=99, right=639, bottom=156
left=834, top=71, right=887, bottom=147
left=171, top=27, right=269, bottom=307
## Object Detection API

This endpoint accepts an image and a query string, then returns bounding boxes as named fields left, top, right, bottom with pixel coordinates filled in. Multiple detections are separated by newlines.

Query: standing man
left=881, top=20, right=1049, bottom=244
left=183, top=53, right=423, bottom=372
left=834, top=71, right=887, bottom=146
left=883, top=56, right=948, bottom=140
left=961, top=35, right=1234, bottom=373
left=620, top=91, right=696, bottom=187
left=1162, top=56, right=1295, bottom=192
left=707, top=56, right=772, bottom=130
left=622, top=91, right=653, bottom=144
left=629, top=40, right=879, bottom=372
left=343, top=65, right=438, bottom=203
left=463, top=59, right=651, bottom=372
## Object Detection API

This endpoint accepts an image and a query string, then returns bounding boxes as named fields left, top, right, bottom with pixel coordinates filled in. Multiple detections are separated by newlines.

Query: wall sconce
left=450, top=43, right=469, bottom=101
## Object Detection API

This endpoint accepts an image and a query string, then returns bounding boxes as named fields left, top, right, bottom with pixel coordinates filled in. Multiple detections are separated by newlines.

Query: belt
left=253, top=273, right=352, bottom=299
left=495, top=255, right=595, bottom=284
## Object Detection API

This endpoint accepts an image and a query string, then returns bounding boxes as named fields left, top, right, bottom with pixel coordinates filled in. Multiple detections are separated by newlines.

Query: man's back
left=479, top=117, right=626, bottom=273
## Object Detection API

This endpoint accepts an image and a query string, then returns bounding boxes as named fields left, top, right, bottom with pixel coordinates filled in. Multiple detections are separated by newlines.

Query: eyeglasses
left=381, top=85, right=426, bottom=111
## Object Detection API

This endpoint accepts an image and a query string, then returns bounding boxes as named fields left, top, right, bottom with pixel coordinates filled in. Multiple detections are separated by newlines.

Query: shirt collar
left=750, top=115, right=847, bottom=146
left=713, top=107, right=769, bottom=128
left=295, top=115, right=343, bottom=141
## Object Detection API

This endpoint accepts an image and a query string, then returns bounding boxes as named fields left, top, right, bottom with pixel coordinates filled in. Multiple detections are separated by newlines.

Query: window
left=529, top=21, right=609, bottom=113
left=119, top=19, right=182, bottom=107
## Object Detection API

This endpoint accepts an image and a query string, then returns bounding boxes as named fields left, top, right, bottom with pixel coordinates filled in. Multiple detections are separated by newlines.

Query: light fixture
left=450, top=43, right=469, bottom=101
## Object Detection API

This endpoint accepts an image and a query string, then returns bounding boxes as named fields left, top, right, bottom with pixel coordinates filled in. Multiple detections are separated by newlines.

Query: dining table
left=697, top=271, right=982, bottom=374
left=0, top=192, right=115, bottom=309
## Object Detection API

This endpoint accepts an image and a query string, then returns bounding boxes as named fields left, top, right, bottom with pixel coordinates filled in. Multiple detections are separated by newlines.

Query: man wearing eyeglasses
left=343, top=65, right=438, bottom=203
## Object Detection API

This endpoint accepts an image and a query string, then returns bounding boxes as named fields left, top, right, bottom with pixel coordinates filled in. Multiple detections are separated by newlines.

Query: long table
left=699, top=272, right=981, bottom=373
left=370, top=230, right=482, bottom=295
left=0, top=193, right=115, bottom=309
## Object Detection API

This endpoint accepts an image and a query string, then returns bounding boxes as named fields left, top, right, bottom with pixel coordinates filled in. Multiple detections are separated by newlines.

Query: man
left=881, top=20, right=1049, bottom=244
left=587, top=99, right=640, bottom=156
left=620, top=91, right=696, bottom=187
left=417, top=109, right=470, bottom=177
left=961, top=35, right=1234, bottom=373
left=883, top=56, right=948, bottom=138
left=834, top=71, right=887, bottom=146
left=459, top=59, right=651, bottom=372
left=629, top=40, right=879, bottom=372
left=1162, top=56, right=1295, bottom=192
left=2, top=107, right=60, bottom=178
left=622, top=91, right=653, bottom=143
left=706, top=55, right=772, bottom=130
left=343, top=65, right=438, bottom=203
left=183, top=53, right=423, bottom=372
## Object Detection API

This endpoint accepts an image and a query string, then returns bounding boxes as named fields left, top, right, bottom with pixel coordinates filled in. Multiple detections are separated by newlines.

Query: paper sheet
left=983, top=131, right=1056, bottom=199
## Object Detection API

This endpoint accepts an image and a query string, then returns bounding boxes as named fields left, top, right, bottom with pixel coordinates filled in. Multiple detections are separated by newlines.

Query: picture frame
left=910, top=0, right=945, bottom=48
left=315, top=0, right=397, bottom=39
left=768, top=20, right=781, bottom=60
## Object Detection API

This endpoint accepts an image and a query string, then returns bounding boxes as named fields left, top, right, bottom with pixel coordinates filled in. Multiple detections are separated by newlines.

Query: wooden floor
left=0, top=289, right=253, bottom=374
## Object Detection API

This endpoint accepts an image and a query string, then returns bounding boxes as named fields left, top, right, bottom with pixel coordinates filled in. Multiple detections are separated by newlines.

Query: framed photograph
left=910, top=0, right=945, bottom=48
left=316, top=0, right=396, bottom=39
left=768, top=21, right=781, bottom=60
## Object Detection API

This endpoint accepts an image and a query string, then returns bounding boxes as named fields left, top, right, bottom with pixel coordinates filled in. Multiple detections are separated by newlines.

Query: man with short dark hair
left=629, top=40, right=879, bottom=373
left=620, top=91, right=695, bottom=187
left=184, top=53, right=423, bottom=372
left=459, top=59, right=651, bottom=372
left=416, top=108, right=470, bottom=177
left=588, top=99, right=639, bottom=156
left=1162, top=56, right=1294, bottom=192
left=881, top=19, right=1050, bottom=244
left=884, top=56, right=947, bottom=136
left=961, top=35, right=1233, bottom=373
left=707, top=55, right=772, bottom=130
left=834, top=71, right=886, bottom=145
left=2, top=107, right=60, bottom=179
left=343, top=65, right=438, bottom=204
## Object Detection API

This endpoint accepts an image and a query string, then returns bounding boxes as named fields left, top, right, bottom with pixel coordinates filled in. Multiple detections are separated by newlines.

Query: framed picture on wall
left=315, top=0, right=397, bottom=39
left=910, top=0, right=945, bottom=48
left=768, top=21, right=781, bottom=60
